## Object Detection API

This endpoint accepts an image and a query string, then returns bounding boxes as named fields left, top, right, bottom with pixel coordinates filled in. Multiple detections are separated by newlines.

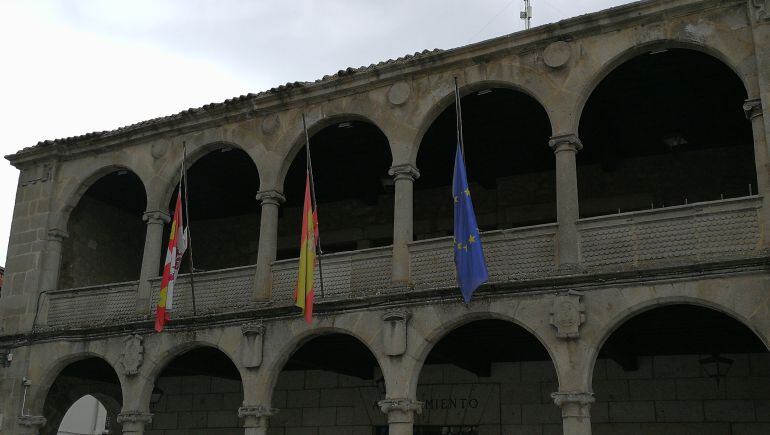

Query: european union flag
left=453, top=142, right=489, bottom=303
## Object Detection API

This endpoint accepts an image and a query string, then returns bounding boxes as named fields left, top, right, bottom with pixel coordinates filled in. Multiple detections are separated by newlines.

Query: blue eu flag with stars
left=453, top=142, right=489, bottom=303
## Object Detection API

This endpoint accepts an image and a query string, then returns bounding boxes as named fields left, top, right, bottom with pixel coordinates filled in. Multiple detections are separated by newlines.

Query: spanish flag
left=155, top=190, right=187, bottom=332
left=295, top=171, right=318, bottom=324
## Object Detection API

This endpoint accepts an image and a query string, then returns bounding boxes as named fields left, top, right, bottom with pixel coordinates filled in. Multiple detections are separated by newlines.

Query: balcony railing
left=41, top=197, right=763, bottom=330
left=578, top=196, right=762, bottom=273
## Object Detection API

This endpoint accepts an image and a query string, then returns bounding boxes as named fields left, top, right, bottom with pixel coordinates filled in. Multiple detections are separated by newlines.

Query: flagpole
left=302, top=113, right=325, bottom=299
left=454, top=77, right=466, bottom=157
left=182, top=142, right=198, bottom=317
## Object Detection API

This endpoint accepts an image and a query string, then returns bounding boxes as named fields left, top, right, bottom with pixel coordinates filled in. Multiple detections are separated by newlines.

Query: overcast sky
left=0, top=0, right=632, bottom=265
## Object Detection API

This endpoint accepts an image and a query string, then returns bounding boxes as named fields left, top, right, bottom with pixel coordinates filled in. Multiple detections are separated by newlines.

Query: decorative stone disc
left=543, top=41, right=571, bottom=68
left=388, top=81, right=411, bottom=106
left=261, top=114, right=281, bottom=136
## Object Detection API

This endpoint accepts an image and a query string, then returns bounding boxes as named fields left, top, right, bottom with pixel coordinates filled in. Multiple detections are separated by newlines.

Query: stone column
left=378, top=398, right=423, bottom=435
left=117, top=411, right=153, bottom=435
left=549, top=134, right=583, bottom=273
left=239, top=405, right=277, bottom=435
left=40, top=229, right=68, bottom=292
left=253, top=190, right=285, bottom=301
left=744, top=99, right=770, bottom=252
left=551, top=391, right=594, bottom=435
left=389, top=164, right=420, bottom=284
left=17, top=415, right=46, bottom=435
left=137, top=211, right=170, bottom=314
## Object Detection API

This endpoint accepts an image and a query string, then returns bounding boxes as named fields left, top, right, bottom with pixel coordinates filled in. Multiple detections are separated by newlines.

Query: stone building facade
left=2, top=0, right=770, bottom=434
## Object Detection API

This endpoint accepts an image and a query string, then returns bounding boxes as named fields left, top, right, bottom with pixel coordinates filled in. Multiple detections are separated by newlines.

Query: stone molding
left=744, top=98, right=763, bottom=120
left=116, top=411, right=153, bottom=424
left=142, top=210, right=171, bottom=225
left=750, top=0, right=769, bottom=21
left=241, top=322, right=266, bottom=368
left=119, top=334, right=144, bottom=376
left=549, top=290, right=586, bottom=339
left=241, top=321, right=266, bottom=336
left=551, top=391, right=595, bottom=418
left=388, top=164, right=420, bottom=181
left=549, top=134, right=583, bottom=153
left=17, top=415, right=47, bottom=428
left=255, top=190, right=286, bottom=206
left=238, top=405, right=278, bottom=418
left=46, top=228, right=69, bottom=242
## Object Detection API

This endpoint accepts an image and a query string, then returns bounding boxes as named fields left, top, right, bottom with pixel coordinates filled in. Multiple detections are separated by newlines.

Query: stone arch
left=156, top=140, right=259, bottom=210
left=408, top=310, right=562, bottom=399
left=29, top=351, right=124, bottom=415
left=276, top=112, right=395, bottom=192
left=585, top=296, right=770, bottom=388
left=257, top=325, right=389, bottom=406
left=137, top=340, right=245, bottom=412
left=572, top=39, right=753, bottom=134
left=53, top=164, right=148, bottom=232
left=409, top=79, right=555, bottom=166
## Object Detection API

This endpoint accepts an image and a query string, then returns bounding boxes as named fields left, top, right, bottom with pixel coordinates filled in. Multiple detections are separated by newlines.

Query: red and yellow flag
left=155, top=190, right=187, bottom=332
left=295, top=171, right=318, bottom=324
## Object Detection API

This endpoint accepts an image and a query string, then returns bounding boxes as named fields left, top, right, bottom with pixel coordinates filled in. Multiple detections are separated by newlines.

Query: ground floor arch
left=591, top=303, right=770, bottom=434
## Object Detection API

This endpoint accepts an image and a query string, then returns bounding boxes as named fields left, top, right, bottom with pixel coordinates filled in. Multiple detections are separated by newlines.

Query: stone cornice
left=4, top=0, right=740, bottom=167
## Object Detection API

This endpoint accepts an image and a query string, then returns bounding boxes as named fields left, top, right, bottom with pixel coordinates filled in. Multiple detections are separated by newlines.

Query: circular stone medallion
left=261, top=114, right=281, bottom=136
left=543, top=41, right=571, bottom=69
left=388, top=81, right=411, bottom=106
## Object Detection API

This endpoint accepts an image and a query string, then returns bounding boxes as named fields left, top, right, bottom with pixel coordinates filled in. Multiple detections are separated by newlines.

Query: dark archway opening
left=165, top=147, right=260, bottom=272
left=272, top=333, right=385, bottom=432
left=416, top=88, right=554, bottom=240
left=593, top=305, right=770, bottom=433
left=279, top=121, right=392, bottom=259
left=43, top=358, right=122, bottom=435
left=146, top=347, right=243, bottom=433
left=60, top=171, right=146, bottom=288
left=414, top=320, right=559, bottom=434
left=578, top=49, right=756, bottom=218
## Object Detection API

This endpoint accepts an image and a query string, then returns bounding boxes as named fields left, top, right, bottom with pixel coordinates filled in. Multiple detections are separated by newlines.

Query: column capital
left=116, top=411, right=153, bottom=424
left=142, top=210, right=171, bottom=225
left=378, top=398, right=424, bottom=423
left=255, top=190, right=286, bottom=206
left=551, top=391, right=595, bottom=418
left=744, top=98, right=763, bottom=120
left=549, top=134, right=583, bottom=153
left=47, top=228, right=68, bottom=242
left=238, top=405, right=278, bottom=418
left=388, top=164, right=420, bottom=181
left=17, top=415, right=47, bottom=428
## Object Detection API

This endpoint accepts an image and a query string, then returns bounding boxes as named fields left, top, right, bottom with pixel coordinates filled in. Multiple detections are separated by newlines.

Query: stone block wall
left=144, top=375, right=244, bottom=435
left=592, top=353, right=770, bottom=435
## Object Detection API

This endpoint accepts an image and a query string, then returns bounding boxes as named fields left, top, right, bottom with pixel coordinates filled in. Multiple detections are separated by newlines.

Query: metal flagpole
left=182, top=142, right=198, bottom=317
left=302, top=114, right=325, bottom=299
left=454, top=77, right=467, bottom=159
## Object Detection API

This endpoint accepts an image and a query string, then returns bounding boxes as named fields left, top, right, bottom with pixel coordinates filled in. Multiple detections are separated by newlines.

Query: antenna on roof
left=521, top=0, right=532, bottom=30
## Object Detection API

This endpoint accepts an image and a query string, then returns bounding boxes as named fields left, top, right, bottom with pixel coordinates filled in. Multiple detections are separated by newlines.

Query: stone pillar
left=137, top=211, right=170, bottom=314
left=40, top=229, right=68, bottom=292
left=551, top=391, right=594, bottom=435
left=253, top=190, right=285, bottom=300
left=389, top=164, right=420, bottom=284
left=239, top=405, right=277, bottom=435
left=744, top=99, right=770, bottom=252
left=117, top=411, right=153, bottom=435
left=378, top=398, right=423, bottom=435
left=549, top=134, right=583, bottom=273
left=17, top=415, right=46, bottom=435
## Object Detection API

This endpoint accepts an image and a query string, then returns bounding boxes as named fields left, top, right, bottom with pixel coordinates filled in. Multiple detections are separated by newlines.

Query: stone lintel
left=255, top=190, right=286, bottom=205
left=549, top=133, right=583, bottom=153
left=388, top=164, right=420, bottom=181
left=142, top=210, right=171, bottom=225
left=744, top=98, right=763, bottom=120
